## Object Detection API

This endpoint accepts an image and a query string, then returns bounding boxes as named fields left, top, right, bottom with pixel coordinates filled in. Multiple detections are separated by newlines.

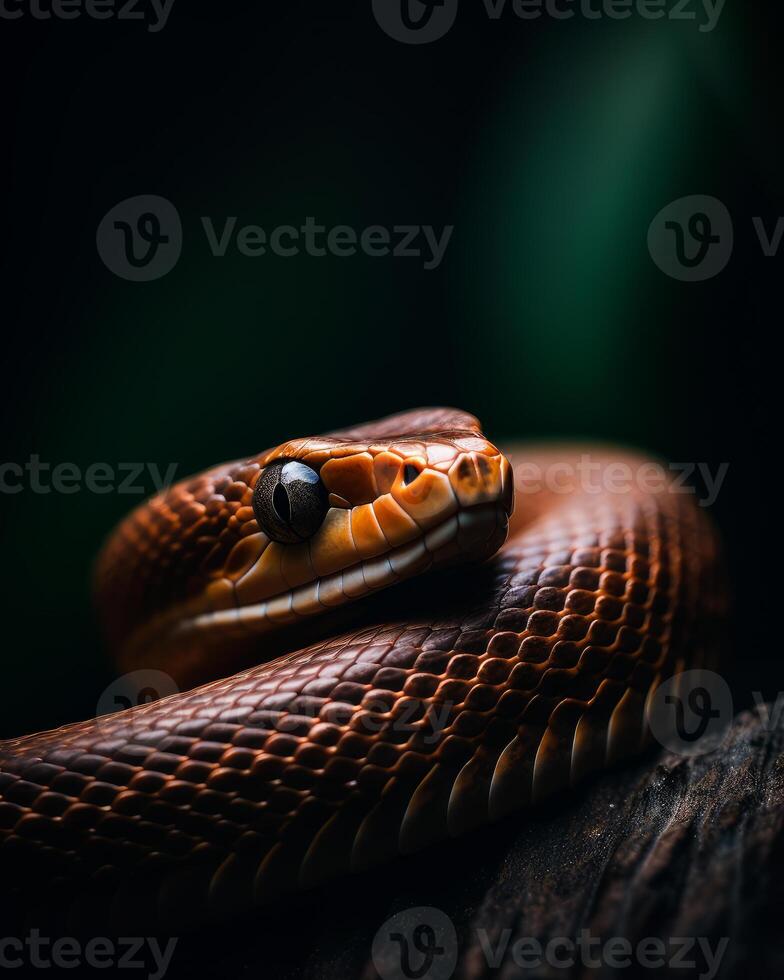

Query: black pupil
left=252, top=459, right=328, bottom=544
left=272, top=482, right=291, bottom=523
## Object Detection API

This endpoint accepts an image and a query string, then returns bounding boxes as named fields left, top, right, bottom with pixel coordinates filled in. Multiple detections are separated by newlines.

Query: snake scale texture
left=0, top=409, right=724, bottom=933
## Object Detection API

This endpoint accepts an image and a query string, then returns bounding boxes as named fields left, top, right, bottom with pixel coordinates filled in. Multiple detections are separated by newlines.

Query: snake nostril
left=402, top=463, right=420, bottom=486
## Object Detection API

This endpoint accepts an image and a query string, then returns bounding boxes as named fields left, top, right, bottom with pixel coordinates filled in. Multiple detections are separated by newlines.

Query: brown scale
left=0, top=409, right=725, bottom=933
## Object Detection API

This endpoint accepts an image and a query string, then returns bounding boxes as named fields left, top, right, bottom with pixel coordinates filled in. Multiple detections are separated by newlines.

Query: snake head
left=95, top=409, right=513, bottom=675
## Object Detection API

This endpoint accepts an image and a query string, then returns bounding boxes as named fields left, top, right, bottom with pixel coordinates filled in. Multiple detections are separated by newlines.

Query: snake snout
left=448, top=448, right=514, bottom=516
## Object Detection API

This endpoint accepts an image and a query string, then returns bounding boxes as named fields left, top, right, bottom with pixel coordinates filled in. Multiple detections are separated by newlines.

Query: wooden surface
left=159, top=704, right=782, bottom=979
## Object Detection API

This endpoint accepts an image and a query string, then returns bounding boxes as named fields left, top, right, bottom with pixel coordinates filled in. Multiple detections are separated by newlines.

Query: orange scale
left=391, top=468, right=458, bottom=529
left=205, top=578, right=236, bottom=612
left=426, top=443, right=459, bottom=466
left=320, top=452, right=377, bottom=504
left=308, top=508, right=358, bottom=577
left=389, top=441, right=426, bottom=458
left=372, top=495, right=421, bottom=547
left=373, top=451, right=403, bottom=494
left=350, top=503, right=389, bottom=559
left=280, top=541, right=315, bottom=590
left=235, top=542, right=287, bottom=603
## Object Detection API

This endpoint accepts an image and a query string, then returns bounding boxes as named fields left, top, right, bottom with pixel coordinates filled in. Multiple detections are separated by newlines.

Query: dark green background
left=1, top=2, right=777, bottom=739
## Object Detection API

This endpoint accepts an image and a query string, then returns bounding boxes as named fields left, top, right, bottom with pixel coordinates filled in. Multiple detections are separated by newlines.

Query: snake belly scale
left=0, top=408, right=724, bottom=932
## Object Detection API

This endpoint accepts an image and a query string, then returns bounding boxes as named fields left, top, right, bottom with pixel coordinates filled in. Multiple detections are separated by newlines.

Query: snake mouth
left=179, top=502, right=509, bottom=639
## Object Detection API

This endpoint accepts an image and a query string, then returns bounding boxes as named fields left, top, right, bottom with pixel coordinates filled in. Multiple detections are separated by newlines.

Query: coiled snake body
left=0, top=409, right=723, bottom=932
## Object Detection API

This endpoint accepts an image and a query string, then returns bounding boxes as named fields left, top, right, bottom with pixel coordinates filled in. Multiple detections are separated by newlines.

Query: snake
left=0, top=408, right=724, bottom=933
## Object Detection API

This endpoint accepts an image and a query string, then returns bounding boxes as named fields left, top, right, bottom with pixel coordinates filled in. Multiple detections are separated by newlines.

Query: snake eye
left=252, top=459, right=328, bottom=544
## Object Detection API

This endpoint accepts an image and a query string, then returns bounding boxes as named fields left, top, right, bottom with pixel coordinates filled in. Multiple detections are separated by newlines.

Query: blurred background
left=0, top=1, right=778, bottom=739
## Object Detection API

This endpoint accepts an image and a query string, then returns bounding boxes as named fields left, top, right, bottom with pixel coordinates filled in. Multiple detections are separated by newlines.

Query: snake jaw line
left=178, top=501, right=508, bottom=639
